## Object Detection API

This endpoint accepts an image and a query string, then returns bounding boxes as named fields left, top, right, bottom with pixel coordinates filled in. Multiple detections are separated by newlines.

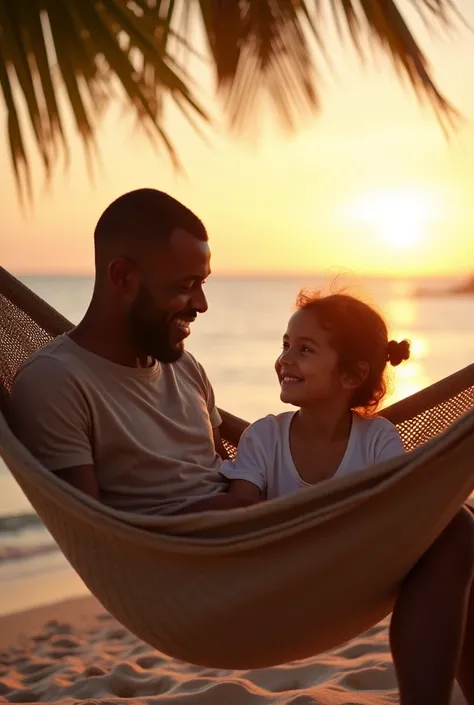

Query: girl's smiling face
left=275, top=309, right=354, bottom=408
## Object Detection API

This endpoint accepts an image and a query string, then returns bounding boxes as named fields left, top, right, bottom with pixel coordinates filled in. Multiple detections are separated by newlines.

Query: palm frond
left=183, top=0, right=460, bottom=137
left=0, top=0, right=464, bottom=205
left=0, top=0, right=209, bottom=202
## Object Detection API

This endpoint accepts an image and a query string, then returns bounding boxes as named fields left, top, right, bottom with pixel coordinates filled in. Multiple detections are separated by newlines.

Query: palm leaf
left=0, top=0, right=209, bottom=202
left=178, top=0, right=460, bottom=136
left=0, top=0, right=464, bottom=204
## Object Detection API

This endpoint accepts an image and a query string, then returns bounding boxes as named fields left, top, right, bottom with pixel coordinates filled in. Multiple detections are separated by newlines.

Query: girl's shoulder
left=351, top=412, right=404, bottom=462
left=244, top=411, right=295, bottom=442
left=352, top=412, right=399, bottom=437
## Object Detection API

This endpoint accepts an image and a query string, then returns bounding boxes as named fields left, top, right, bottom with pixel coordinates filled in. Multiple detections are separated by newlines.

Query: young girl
left=220, top=291, right=410, bottom=501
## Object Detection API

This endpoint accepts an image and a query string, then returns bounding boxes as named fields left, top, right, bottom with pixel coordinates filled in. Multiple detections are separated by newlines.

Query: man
left=9, top=189, right=474, bottom=705
left=9, top=188, right=251, bottom=515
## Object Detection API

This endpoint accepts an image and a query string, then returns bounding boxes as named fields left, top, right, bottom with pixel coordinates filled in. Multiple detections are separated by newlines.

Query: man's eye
left=179, top=279, right=206, bottom=293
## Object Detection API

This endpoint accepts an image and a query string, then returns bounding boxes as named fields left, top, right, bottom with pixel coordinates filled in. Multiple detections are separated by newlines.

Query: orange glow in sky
left=2, top=0, right=474, bottom=278
left=339, top=187, right=444, bottom=250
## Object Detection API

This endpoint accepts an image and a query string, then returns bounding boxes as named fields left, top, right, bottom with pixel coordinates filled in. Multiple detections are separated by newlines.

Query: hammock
left=1, top=265, right=474, bottom=669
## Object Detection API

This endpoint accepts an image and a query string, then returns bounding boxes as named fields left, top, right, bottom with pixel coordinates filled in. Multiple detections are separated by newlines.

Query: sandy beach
left=0, top=594, right=467, bottom=705
left=1, top=502, right=472, bottom=705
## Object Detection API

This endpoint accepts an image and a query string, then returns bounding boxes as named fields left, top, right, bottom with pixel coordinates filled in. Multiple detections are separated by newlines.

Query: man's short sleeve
left=193, top=358, right=222, bottom=429
left=9, top=358, right=93, bottom=471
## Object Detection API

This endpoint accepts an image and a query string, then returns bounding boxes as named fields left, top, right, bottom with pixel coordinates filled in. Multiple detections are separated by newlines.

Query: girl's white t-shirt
left=220, top=411, right=405, bottom=500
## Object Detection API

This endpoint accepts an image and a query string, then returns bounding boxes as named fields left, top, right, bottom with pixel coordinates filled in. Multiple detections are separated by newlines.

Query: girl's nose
left=278, top=348, right=293, bottom=365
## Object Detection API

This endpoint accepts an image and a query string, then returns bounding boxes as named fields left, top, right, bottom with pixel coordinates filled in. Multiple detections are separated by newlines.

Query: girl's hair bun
left=387, top=339, right=411, bottom=367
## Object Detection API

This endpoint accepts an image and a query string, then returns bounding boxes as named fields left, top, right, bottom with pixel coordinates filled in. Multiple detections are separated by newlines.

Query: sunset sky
left=2, top=0, right=474, bottom=278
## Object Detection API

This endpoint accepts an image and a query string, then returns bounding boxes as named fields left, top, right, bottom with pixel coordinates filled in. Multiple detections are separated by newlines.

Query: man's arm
left=194, top=357, right=248, bottom=453
left=217, top=408, right=249, bottom=448
left=213, top=426, right=229, bottom=460
left=55, top=465, right=100, bottom=500
left=9, top=359, right=97, bottom=498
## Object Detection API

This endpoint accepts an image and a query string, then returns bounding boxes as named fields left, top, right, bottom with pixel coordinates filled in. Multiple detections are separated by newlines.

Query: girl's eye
left=282, top=342, right=289, bottom=350
left=301, top=345, right=313, bottom=354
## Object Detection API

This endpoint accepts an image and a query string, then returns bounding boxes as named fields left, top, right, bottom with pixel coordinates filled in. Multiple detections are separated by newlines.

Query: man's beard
left=127, top=286, right=184, bottom=364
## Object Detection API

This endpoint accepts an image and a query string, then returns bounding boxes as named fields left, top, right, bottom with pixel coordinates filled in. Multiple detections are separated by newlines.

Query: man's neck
left=69, top=310, right=151, bottom=369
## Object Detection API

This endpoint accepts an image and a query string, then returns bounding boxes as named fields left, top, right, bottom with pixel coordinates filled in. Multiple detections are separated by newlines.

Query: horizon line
left=12, top=270, right=471, bottom=281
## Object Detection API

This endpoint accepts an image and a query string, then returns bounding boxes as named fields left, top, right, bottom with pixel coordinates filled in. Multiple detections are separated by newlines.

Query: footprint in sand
left=49, top=636, right=81, bottom=650
left=23, top=666, right=61, bottom=687
left=5, top=688, right=39, bottom=702
left=17, top=661, right=58, bottom=685
left=135, top=655, right=162, bottom=670
left=82, top=666, right=106, bottom=678
left=127, top=644, right=150, bottom=658
left=16, top=661, right=55, bottom=676
left=0, top=680, right=12, bottom=695
left=104, top=629, right=128, bottom=641
left=44, top=622, right=72, bottom=635
left=337, top=642, right=381, bottom=659
left=340, top=665, right=396, bottom=691
left=30, top=635, right=50, bottom=644
left=116, top=674, right=175, bottom=698
left=44, top=649, right=81, bottom=660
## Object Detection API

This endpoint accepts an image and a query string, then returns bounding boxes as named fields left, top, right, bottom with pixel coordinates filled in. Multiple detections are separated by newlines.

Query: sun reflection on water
left=382, top=296, right=431, bottom=407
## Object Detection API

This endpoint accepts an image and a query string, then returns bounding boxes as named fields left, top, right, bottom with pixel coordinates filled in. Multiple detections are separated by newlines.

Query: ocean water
left=1, top=274, right=474, bottom=612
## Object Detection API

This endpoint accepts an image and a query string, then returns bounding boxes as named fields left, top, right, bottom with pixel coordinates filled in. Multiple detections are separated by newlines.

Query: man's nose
left=192, top=287, right=208, bottom=314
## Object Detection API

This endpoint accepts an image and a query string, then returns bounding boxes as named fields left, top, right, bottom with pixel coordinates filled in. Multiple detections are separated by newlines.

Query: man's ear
left=108, top=257, right=139, bottom=302
left=341, top=361, right=370, bottom=391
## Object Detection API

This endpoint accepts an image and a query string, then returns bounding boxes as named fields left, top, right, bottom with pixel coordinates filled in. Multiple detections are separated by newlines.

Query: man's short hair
left=94, top=188, right=207, bottom=270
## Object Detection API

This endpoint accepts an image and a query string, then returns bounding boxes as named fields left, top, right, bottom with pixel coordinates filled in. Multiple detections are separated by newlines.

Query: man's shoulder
left=14, top=335, right=85, bottom=390
left=176, top=350, right=203, bottom=372
left=9, top=336, right=91, bottom=428
left=171, top=350, right=208, bottom=386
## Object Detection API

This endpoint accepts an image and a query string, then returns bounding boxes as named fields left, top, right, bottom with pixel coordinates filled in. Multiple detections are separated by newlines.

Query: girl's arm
left=220, top=418, right=271, bottom=500
left=228, top=478, right=263, bottom=501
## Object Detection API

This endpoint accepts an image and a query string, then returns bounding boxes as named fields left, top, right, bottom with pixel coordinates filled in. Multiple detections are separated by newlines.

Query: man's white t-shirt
left=220, top=411, right=405, bottom=500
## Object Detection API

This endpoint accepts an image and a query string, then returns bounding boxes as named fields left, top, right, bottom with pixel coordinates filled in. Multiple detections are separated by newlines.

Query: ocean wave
left=0, top=542, right=59, bottom=565
left=0, top=511, right=59, bottom=566
left=0, top=511, right=44, bottom=533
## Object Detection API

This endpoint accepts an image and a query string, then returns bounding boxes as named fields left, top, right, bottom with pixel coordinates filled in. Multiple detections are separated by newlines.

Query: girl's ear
left=340, top=361, right=369, bottom=391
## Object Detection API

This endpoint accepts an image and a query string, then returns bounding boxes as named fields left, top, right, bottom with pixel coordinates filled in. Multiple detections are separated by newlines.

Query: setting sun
left=341, top=187, right=442, bottom=249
